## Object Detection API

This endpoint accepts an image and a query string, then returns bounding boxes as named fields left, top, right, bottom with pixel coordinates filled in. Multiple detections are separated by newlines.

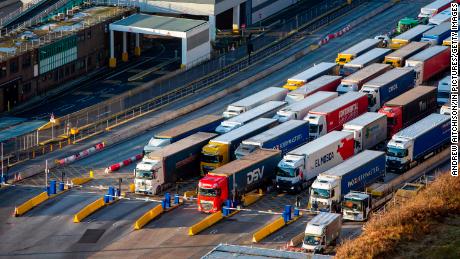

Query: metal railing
left=3, top=0, right=365, bottom=169
left=0, top=0, right=44, bottom=27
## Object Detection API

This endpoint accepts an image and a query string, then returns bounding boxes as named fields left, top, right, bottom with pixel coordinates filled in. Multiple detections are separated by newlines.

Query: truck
left=222, top=87, right=288, bottom=118
left=143, top=115, right=223, bottom=153
left=274, top=91, right=338, bottom=122
left=405, top=45, right=450, bottom=85
left=308, top=150, right=386, bottom=213
left=337, top=63, right=391, bottom=94
left=428, top=7, right=451, bottom=25
left=396, top=17, right=428, bottom=34
left=342, top=112, right=387, bottom=154
left=201, top=118, right=278, bottom=174
left=234, top=120, right=309, bottom=159
left=283, top=62, right=338, bottom=91
left=437, top=75, right=451, bottom=105
left=340, top=48, right=392, bottom=76
left=302, top=212, right=342, bottom=253
left=304, top=92, right=368, bottom=140
left=335, top=38, right=382, bottom=66
left=197, top=149, right=281, bottom=213
left=386, top=113, right=450, bottom=173
left=442, top=36, right=451, bottom=46
left=389, top=24, right=433, bottom=50
left=216, top=101, right=286, bottom=134
left=276, top=131, right=355, bottom=192
left=378, top=86, right=438, bottom=138
left=285, top=75, right=341, bottom=103
left=360, top=68, right=415, bottom=112
left=418, top=0, right=452, bottom=18
left=383, top=41, right=429, bottom=68
left=421, top=22, right=451, bottom=45
left=134, top=132, right=217, bottom=195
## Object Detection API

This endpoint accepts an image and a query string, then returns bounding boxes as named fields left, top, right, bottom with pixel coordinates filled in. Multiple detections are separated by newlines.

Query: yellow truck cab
left=389, top=24, right=433, bottom=49
left=442, top=36, right=451, bottom=46
left=200, top=118, right=277, bottom=174
left=335, top=38, right=381, bottom=66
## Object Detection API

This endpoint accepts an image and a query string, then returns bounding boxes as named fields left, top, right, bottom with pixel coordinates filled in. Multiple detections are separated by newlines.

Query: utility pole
left=1, top=142, right=3, bottom=183
left=45, top=159, right=48, bottom=189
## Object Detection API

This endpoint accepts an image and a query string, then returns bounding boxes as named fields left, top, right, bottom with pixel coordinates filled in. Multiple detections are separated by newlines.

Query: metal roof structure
left=0, top=117, right=27, bottom=131
left=110, top=13, right=208, bottom=38
left=202, top=244, right=331, bottom=259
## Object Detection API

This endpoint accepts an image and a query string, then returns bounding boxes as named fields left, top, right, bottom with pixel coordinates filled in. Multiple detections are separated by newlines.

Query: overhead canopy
left=109, top=14, right=209, bottom=38
left=0, top=120, right=46, bottom=142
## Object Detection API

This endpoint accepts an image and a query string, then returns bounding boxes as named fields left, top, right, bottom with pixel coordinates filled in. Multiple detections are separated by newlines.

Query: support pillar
left=134, top=33, right=141, bottom=56
left=232, top=4, right=240, bottom=33
left=109, top=30, right=116, bottom=68
left=181, top=38, right=187, bottom=69
left=209, top=15, right=216, bottom=41
left=122, top=32, right=128, bottom=62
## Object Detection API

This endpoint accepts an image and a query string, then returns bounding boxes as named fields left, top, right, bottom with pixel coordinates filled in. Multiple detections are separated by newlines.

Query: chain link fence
left=2, top=0, right=367, bottom=170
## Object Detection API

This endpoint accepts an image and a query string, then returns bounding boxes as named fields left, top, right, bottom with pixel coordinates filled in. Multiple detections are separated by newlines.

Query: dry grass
left=336, top=172, right=460, bottom=259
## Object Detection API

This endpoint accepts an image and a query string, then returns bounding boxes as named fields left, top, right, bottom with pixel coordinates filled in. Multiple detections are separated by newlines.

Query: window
left=22, top=83, right=32, bottom=93
left=87, top=30, right=91, bottom=39
left=0, top=64, right=6, bottom=78
left=71, top=63, right=75, bottom=74
left=22, top=54, right=31, bottom=68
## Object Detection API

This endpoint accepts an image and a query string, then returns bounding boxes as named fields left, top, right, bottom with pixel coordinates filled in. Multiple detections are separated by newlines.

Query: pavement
left=0, top=0, right=438, bottom=258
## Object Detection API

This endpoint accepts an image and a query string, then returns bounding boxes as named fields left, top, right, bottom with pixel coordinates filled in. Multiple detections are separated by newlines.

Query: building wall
left=0, top=9, right=134, bottom=112
left=251, top=0, right=298, bottom=24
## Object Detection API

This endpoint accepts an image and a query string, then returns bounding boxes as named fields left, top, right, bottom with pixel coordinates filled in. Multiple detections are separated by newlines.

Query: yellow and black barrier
left=73, top=196, right=119, bottom=223
left=134, top=204, right=164, bottom=230
left=189, top=211, right=224, bottom=236
left=14, top=192, right=49, bottom=217
left=242, top=189, right=264, bottom=207
left=252, top=208, right=302, bottom=243
left=71, top=177, right=93, bottom=186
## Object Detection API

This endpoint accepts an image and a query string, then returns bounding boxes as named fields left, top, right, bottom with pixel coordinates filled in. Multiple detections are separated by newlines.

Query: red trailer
left=305, top=92, right=368, bottom=140
left=405, top=45, right=450, bottom=85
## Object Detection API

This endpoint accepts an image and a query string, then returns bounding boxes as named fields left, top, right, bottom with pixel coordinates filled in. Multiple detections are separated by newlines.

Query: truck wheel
left=155, top=186, right=161, bottom=195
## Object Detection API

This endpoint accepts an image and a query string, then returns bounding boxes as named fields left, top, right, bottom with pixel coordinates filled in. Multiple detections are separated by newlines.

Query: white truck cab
left=309, top=175, right=340, bottom=212
left=303, top=212, right=342, bottom=253
left=386, top=136, right=412, bottom=171
left=276, top=154, right=305, bottom=192
left=304, top=114, right=326, bottom=140
left=134, top=157, right=161, bottom=195
left=215, top=120, right=242, bottom=134
left=143, top=138, right=171, bottom=153
left=342, top=192, right=372, bottom=221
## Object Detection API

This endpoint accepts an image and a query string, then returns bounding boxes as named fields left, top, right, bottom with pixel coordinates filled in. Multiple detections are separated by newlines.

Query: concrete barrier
left=134, top=204, right=164, bottom=230
left=188, top=211, right=223, bottom=236
left=252, top=217, right=286, bottom=243
left=108, top=153, right=143, bottom=173
left=242, top=189, right=264, bottom=207
left=56, top=143, right=105, bottom=166
left=73, top=197, right=106, bottom=223
left=14, top=191, right=49, bottom=217
left=71, top=177, right=93, bottom=186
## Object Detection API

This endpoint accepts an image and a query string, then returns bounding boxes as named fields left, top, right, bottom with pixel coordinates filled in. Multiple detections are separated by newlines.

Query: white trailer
left=283, top=62, right=337, bottom=90
left=223, top=87, right=288, bottom=118
left=428, top=7, right=451, bottom=24
left=337, top=63, right=391, bottom=94
left=302, top=212, right=342, bottom=253
left=274, top=91, right=337, bottom=122
left=418, top=0, right=452, bottom=18
left=340, top=48, right=392, bottom=76
left=216, top=101, right=286, bottom=133
left=285, top=75, right=341, bottom=103
left=342, top=112, right=387, bottom=153
left=276, top=131, right=355, bottom=192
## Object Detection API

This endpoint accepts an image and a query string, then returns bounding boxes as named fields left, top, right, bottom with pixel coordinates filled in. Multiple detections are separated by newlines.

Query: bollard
left=108, top=186, right=115, bottom=202
left=284, top=205, right=292, bottom=222
left=50, top=180, right=57, bottom=195
left=59, top=182, right=65, bottom=191
left=116, top=188, right=121, bottom=197
left=46, top=186, right=51, bottom=196
left=164, top=192, right=171, bottom=209
left=89, top=170, right=94, bottom=178
left=104, top=194, right=110, bottom=203
left=174, top=194, right=180, bottom=205
left=294, top=207, right=300, bottom=217
left=223, top=200, right=232, bottom=216
left=161, top=199, right=166, bottom=209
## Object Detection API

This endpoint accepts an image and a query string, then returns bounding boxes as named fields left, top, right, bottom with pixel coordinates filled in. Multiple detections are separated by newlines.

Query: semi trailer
left=389, top=24, right=433, bottom=49
left=340, top=48, right=391, bottom=76
left=335, top=39, right=382, bottom=66
left=336, top=63, right=391, bottom=94
left=285, top=75, right=341, bottom=103
left=342, top=112, right=387, bottom=154
left=275, top=91, right=337, bottom=122
left=283, top=62, right=338, bottom=91
left=383, top=41, right=429, bottom=67
left=405, top=45, right=450, bottom=85
left=421, top=22, right=451, bottom=45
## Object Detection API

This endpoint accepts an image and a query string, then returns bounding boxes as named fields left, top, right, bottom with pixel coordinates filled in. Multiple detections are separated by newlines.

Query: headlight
left=290, top=187, right=294, bottom=190
left=277, top=185, right=280, bottom=188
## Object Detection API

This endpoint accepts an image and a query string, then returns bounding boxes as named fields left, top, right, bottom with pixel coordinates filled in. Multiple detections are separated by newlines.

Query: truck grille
left=200, top=201, right=213, bottom=212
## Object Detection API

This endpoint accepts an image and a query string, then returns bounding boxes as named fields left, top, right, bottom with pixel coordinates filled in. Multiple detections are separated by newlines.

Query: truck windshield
left=342, top=199, right=363, bottom=211
left=366, top=93, right=376, bottom=107
left=309, top=124, right=319, bottom=134
left=304, top=235, right=322, bottom=246
left=199, top=187, right=219, bottom=197
left=387, top=117, right=396, bottom=126
left=438, top=92, right=450, bottom=99
left=202, top=154, right=221, bottom=163
left=386, top=147, right=408, bottom=158
left=276, top=167, right=297, bottom=177
left=312, top=188, right=331, bottom=198
left=135, top=170, right=153, bottom=179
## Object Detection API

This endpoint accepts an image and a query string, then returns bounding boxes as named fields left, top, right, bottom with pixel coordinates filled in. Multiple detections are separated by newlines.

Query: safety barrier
left=73, top=197, right=106, bottom=223
left=107, top=153, right=143, bottom=173
left=252, top=217, right=286, bottom=243
left=56, top=142, right=105, bottom=165
left=189, top=211, right=224, bottom=236
left=71, top=177, right=93, bottom=186
left=14, top=191, right=49, bottom=217
left=134, top=204, right=164, bottom=230
left=242, top=189, right=264, bottom=207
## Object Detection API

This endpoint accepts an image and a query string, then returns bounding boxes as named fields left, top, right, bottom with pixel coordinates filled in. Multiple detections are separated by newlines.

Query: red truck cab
left=378, top=106, right=402, bottom=138
left=197, top=174, right=229, bottom=213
